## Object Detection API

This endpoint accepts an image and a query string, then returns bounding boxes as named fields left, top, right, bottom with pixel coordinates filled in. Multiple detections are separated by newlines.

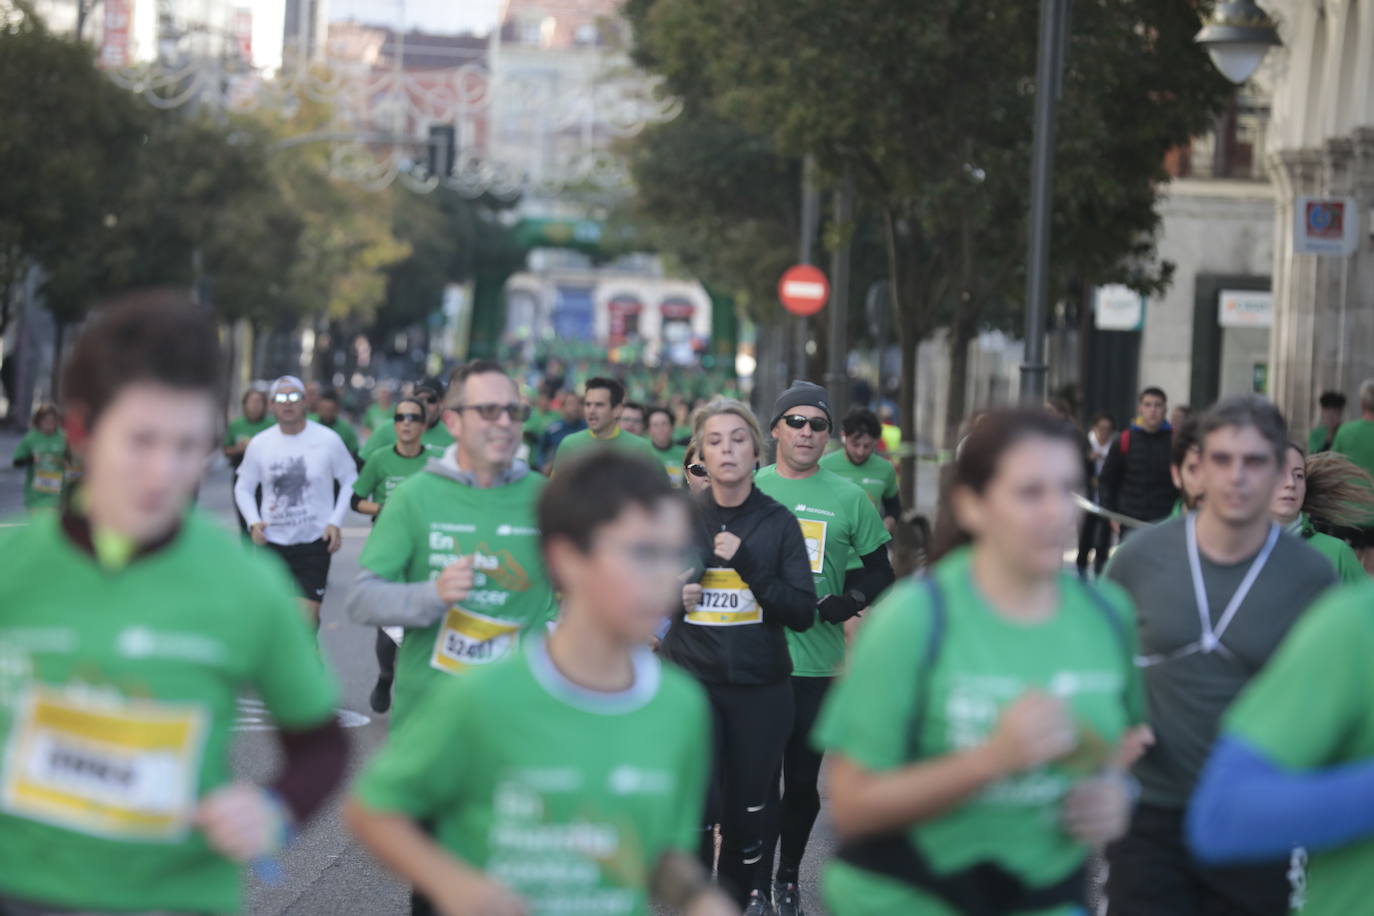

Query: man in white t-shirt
left=235, top=375, right=357, bottom=628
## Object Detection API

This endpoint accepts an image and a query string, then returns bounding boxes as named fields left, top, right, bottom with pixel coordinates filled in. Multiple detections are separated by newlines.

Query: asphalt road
left=0, top=445, right=841, bottom=915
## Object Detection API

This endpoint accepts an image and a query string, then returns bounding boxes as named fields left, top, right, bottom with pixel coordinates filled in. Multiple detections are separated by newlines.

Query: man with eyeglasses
left=346, top=358, right=557, bottom=739
left=754, top=380, right=894, bottom=916
left=235, top=375, right=359, bottom=630
left=649, top=405, right=688, bottom=486
left=362, top=376, right=455, bottom=458
left=350, top=395, right=446, bottom=713
left=551, top=376, right=665, bottom=477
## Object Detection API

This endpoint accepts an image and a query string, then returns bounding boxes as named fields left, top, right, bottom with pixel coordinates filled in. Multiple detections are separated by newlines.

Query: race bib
left=430, top=606, right=521, bottom=675
left=1, top=686, right=207, bottom=841
left=32, top=468, right=63, bottom=495
left=686, top=568, right=761, bottom=627
left=798, top=519, right=828, bottom=575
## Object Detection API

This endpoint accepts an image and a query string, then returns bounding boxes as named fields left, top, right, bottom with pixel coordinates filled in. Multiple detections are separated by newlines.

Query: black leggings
left=375, top=628, right=396, bottom=679
left=771, top=675, right=832, bottom=885
left=701, top=680, right=794, bottom=905
left=1077, top=512, right=1110, bottom=576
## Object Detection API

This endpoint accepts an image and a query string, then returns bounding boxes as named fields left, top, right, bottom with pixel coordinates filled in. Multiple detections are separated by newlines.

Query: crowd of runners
left=4, top=292, right=1374, bottom=916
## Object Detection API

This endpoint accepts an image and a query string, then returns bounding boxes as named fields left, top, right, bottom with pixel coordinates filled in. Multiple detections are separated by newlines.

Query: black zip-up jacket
left=1099, top=423, right=1177, bottom=523
left=661, top=486, right=816, bottom=686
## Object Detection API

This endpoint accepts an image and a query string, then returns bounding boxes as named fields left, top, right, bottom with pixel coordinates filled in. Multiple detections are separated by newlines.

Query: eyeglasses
left=781, top=414, right=831, bottom=432
left=272, top=392, right=304, bottom=404
left=418, top=394, right=439, bottom=405
left=686, top=463, right=708, bottom=479
left=455, top=403, right=532, bottom=422
left=394, top=412, right=424, bottom=424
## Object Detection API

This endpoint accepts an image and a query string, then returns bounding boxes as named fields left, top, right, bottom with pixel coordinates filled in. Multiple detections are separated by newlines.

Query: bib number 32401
left=430, top=606, right=521, bottom=676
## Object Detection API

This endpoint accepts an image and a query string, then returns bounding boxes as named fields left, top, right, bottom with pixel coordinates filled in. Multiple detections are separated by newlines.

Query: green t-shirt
left=1309, top=425, right=1337, bottom=454
left=1224, top=581, right=1374, bottom=916
left=1332, top=420, right=1374, bottom=480
left=363, top=403, right=392, bottom=436
left=1301, top=520, right=1367, bottom=585
left=355, top=637, right=709, bottom=914
left=222, top=415, right=273, bottom=450
left=814, top=549, right=1144, bottom=916
left=552, top=427, right=667, bottom=478
left=364, top=422, right=454, bottom=457
left=0, top=510, right=338, bottom=914
left=653, top=443, right=687, bottom=487
left=754, top=465, right=892, bottom=676
left=12, top=430, right=68, bottom=509
left=352, top=445, right=442, bottom=508
left=358, top=468, right=559, bottom=728
left=319, top=417, right=360, bottom=456
left=819, top=450, right=898, bottom=515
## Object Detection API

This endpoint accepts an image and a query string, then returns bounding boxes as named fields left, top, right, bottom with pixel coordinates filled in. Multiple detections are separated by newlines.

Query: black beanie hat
left=771, top=380, right=832, bottom=428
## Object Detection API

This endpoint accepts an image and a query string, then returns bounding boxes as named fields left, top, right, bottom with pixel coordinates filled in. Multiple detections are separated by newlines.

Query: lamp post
left=1194, top=1, right=1282, bottom=85
left=1019, top=0, right=1281, bottom=405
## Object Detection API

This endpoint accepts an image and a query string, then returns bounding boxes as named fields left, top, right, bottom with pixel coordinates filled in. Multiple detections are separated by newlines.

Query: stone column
left=1267, top=148, right=1325, bottom=434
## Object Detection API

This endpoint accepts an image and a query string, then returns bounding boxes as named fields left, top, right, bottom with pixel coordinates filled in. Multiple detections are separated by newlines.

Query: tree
left=628, top=0, right=1232, bottom=502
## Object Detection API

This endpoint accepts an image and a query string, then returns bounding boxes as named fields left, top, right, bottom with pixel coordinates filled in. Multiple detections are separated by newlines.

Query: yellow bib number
left=798, top=519, right=828, bottom=575
left=1, top=686, right=207, bottom=841
left=686, top=568, right=761, bottom=626
left=430, top=606, right=521, bottom=675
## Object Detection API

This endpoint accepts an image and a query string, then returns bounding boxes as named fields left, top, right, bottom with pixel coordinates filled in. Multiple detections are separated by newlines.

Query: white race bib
left=430, top=606, right=521, bottom=675
left=686, top=568, right=761, bottom=627
left=1, top=686, right=207, bottom=841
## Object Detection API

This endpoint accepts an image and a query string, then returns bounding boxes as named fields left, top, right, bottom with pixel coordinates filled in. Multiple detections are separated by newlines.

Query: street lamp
left=1195, top=1, right=1282, bottom=85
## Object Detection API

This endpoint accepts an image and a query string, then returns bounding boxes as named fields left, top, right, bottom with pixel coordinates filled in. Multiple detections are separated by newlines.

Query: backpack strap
left=904, top=575, right=946, bottom=759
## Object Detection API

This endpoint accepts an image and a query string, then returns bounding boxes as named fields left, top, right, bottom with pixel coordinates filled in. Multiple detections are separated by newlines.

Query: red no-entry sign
left=778, top=265, right=830, bottom=316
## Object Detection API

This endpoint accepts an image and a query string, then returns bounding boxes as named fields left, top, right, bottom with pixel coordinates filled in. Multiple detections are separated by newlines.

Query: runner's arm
left=1188, top=735, right=1374, bottom=863
left=329, top=440, right=359, bottom=527
left=272, top=718, right=349, bottom=823
left=349, top=493, right=381, bottom=516
left=881, top=494, right=901, bottom=524
left=730, top=514, right=816, bottom=631
left=826, top=546, right=895, bottom=620
left=346, top=568, right=448, bottom=627
left=234, top=448, right=264, bottom=526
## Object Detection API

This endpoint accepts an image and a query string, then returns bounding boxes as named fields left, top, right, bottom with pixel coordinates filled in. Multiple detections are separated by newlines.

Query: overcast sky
left=329, top=0, right=503, bottom=35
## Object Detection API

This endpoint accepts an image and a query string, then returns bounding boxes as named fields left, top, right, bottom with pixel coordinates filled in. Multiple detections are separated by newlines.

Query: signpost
left=1294, top=196, right=1360, bottom=256
left=778, top=265, right=830, bottom=317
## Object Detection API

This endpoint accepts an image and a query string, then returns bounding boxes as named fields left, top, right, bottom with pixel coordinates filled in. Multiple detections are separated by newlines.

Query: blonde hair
left=1303, top=448, right=1374, bottom=529
left=691, top=397, right=764, bottom=463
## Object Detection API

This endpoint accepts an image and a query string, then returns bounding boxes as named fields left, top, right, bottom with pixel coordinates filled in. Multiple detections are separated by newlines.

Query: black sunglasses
left=686, top=463, right=708, bottom=479
left=781, top=414, right=831, bottom=432
left=455, top=403, right=532, bottom=422
left=394, top=412, right=425, bottom=423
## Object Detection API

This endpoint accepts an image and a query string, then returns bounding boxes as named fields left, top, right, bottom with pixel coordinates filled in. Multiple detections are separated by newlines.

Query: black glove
left=817, top=591, right=864, bottom=625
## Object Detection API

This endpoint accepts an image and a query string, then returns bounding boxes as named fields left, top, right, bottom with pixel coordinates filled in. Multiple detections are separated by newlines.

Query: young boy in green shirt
left=347, top=450, right=734, bottom=916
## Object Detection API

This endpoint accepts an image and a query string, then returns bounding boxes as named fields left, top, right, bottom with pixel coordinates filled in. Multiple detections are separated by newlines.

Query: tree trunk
left=944, top=318, right=975, bottom=452
left=49, top=319, right=65, bottom=401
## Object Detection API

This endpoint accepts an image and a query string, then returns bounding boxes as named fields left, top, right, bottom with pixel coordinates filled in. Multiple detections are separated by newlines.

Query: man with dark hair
left=0, top=294, right=345, bottom=916
left=1105, top=394, right=1338, bottom=916
left=362, top=376, right=454, bottom=457
left=1168, top=415, right=1205, bottom=517
left=756, top=381, right=894, bottom=915
left=552, top=376, right=664, bottom=474
left=1309, top=390, right=1348, bottom=454
left=235, top=375, right=358, bottom=629
left=647, top=405, right=687, bottom=485
left=820, top=407, right=900, bottom=533
left=620, top=400, right=647, bottom=437
left=313, top=388, right=361, bottom=462
left=1100, top=386, right=1177, bottom=534
left=348, top=449, right=732, bottom=916
left=537, top=389, right=586, bottom=473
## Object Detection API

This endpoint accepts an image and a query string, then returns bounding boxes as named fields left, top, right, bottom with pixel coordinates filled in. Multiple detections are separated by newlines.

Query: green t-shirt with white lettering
left=653, top=443, right=688, bottom=487
left=355, top=637, right=709, bottom=915
left=819, top=450, right=898, bottom=514
left=1224, top=581, right=1374, bottom=916
left=363, top=422, right=454, bottom=458
left=12, top=430, right=68, bottom=509
left=352, top=445, right=443, bottom=507
left=814, top=548, right=1143, bottom=915
left=552, top=427, right=667, bottom=479
left=0, top=510, right=339, bottom=915
left=754, top=465, right=891, bottom=676
left=358, top=469, right=559, bottom=728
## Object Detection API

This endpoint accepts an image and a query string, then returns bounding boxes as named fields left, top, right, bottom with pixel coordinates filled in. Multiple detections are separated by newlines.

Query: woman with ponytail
left=1271, top=444, right=1371, bottom=583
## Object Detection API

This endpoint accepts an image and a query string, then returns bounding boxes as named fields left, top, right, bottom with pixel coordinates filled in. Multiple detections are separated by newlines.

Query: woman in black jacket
left=661, top=398, right=817, bottom=910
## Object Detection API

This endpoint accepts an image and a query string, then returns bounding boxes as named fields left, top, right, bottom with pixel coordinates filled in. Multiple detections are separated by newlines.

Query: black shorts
left=267, top=538, right=332, bottom=601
